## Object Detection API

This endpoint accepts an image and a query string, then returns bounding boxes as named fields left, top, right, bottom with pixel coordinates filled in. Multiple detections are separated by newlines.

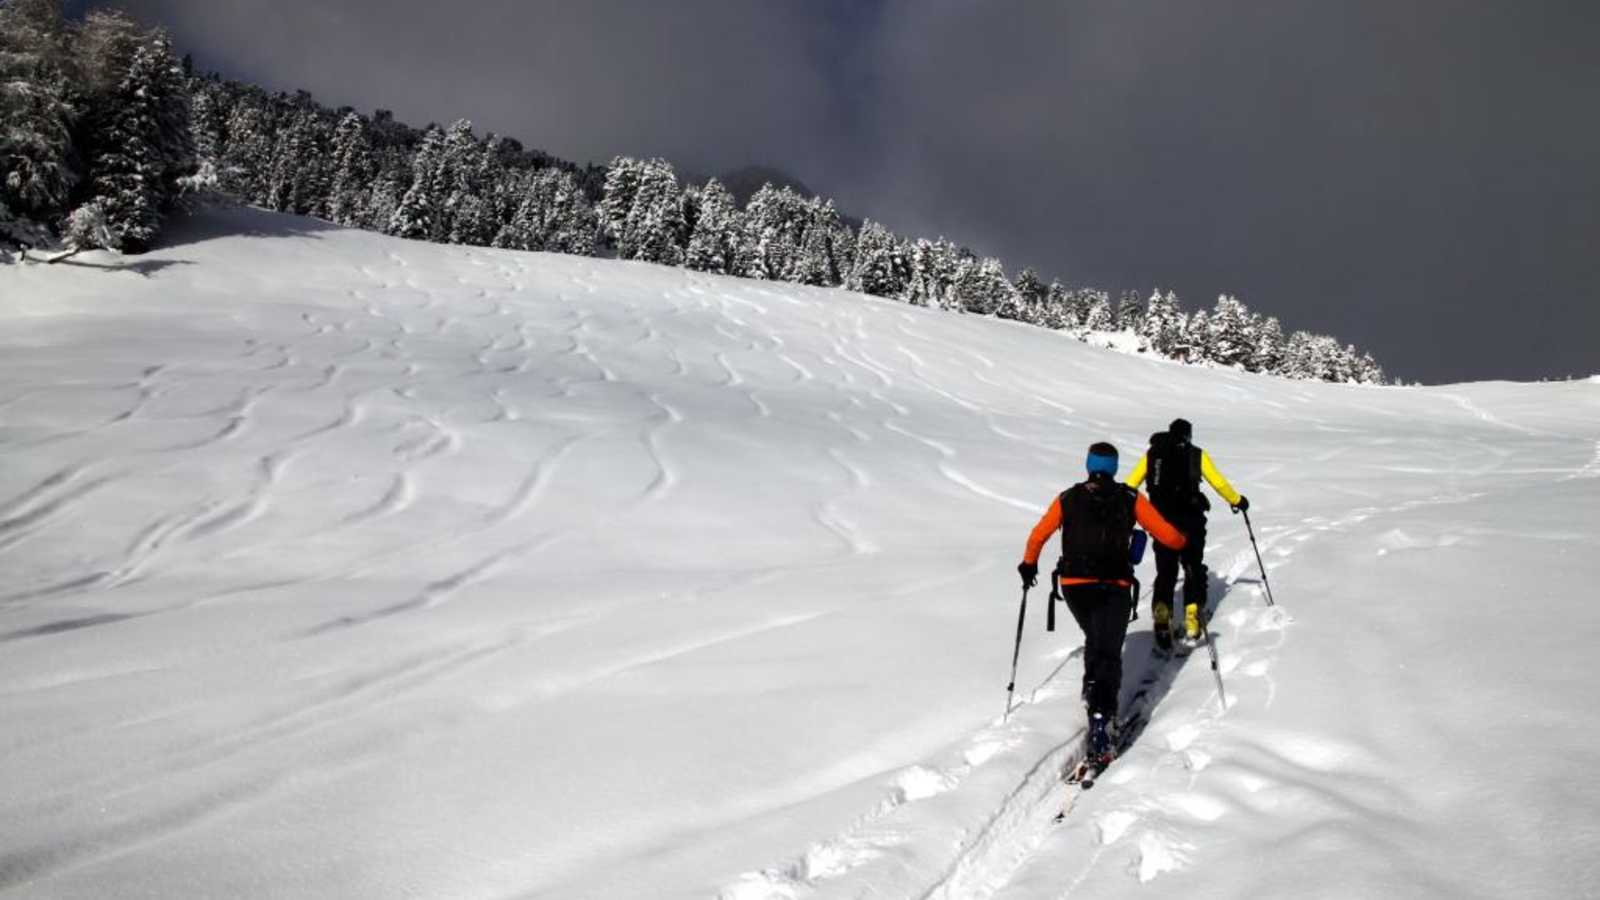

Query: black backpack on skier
left=1057, top=479, right=1138, bottom=581
left=1146, top=431, right=1207, bottom=514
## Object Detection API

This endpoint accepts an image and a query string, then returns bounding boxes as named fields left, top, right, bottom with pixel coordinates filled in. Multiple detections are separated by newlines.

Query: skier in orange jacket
left=1017, top=441, right=1186, bottom=765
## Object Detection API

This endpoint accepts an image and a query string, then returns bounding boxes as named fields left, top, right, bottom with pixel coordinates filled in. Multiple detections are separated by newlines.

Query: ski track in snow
left=3, top=211, right=1596, bottom=899
left=720, top=484, right=1494, bottom=900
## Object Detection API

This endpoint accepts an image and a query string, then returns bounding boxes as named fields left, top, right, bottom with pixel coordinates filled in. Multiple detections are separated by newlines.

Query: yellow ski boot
left=1179, top=603, right=1202, bottom=652
left=1153, top=602, right=1174, bottom=653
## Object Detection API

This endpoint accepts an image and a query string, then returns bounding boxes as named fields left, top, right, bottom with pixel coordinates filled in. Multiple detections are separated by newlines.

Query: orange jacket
left=1022, top=488, right=1187, bottom=587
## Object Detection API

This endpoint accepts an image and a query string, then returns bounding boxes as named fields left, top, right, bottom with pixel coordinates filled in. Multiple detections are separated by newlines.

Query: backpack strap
left=1057, top=480, right=1137, bottom=582
left=1052, top=487, right=1074, bottom=580
left=1188, top=444, right=1211, bottom=511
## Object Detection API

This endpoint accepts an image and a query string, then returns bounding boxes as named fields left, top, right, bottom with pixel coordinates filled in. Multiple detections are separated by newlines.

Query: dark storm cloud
left=849, top=0, right=1600, bottom=383
left=105, top=0, right=861, bottom=173
left=104, top=0, right=1598, bottom=382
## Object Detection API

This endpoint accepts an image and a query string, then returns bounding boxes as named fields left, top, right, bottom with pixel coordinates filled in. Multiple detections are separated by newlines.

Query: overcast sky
left=99, top=0, right=1599, bottom=383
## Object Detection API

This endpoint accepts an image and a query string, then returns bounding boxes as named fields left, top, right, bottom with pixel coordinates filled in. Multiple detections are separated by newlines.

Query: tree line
left=1, top=1, right=192, bottom=252
left=1, top=1, right=1384, bottom=384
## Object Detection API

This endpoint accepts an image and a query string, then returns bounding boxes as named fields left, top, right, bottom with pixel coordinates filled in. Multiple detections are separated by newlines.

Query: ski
left=1054, top=762, right=1102, bottom=822
left=1054, top=705, right=1148, bottom=819
left=1053, top=595, right=1221, bottom=822
left=1064, top=757, right=1103, bottom=787
left=1070, top=756, right=1111, bottom=788
left=1053, top=662, right=1168, bottom=819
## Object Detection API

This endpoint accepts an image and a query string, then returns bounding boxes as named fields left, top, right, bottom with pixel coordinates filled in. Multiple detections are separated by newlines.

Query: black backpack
left=1057, top=479, right=1138, bottom=581
left=1146, top=432, right=1205, bottom=513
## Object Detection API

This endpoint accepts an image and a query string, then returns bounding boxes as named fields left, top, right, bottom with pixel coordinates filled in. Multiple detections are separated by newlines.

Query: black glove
left=1233, top=495, right=1250, bottom=513
left=1017, top=561, right=1038, bottom=589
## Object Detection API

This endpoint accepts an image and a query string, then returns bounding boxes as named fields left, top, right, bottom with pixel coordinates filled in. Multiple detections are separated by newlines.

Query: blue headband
left=1086, top=451, right=1118, bottom=476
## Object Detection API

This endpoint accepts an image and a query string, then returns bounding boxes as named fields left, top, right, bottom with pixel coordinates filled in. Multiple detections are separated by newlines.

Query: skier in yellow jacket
left=1125, top=419, right=1249, bottom=651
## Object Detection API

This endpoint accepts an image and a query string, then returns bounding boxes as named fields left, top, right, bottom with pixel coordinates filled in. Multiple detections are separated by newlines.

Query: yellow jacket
left=1126, top=448, right=1242, bottom=507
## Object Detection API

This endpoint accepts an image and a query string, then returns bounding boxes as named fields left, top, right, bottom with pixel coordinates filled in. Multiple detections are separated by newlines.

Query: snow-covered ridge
left=2, top=209, right=1596, bottom=899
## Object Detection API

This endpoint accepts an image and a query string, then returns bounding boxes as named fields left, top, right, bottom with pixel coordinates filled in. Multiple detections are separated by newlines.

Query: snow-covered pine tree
left=491, top=168, right=535, bottom=251
left=565, top=187, right=600, bottom=256
left=1280, top=330, right=1317, bottom=380
left=902, top=238, right=932, bottom=305
left=542, top=168, right=598, bottom=256
left=1208, top=294, right=1254, bottom=368
left=177, top=81, right=225, bottom=199
left=187, top=77, right=226, bottom=165
left=362, top=173, right=400, bottom=234
left=792, top=198, right=842, bottom=286
left=615, top=158, right=654, bottom=260
left=1062, top=288, right=1096, bottom=328
left=480, top=139, right=524, bottom=239
left=76, top=21, right=193, bottom=252
left=1166, top=291, right=1190, bottom=355
left=265, top=108, right=328, bottom=216
left=1008, top=268, right=1047, bottom=323
left=325, top=111, right=373, bottom=226
left=1298, top=336, right=1332, bottom=381
left=432, top=118, right=482, bottom=243
left=905, top=238, right=965, bottom=309
left=621, top=158, right=685, bottom=265
left=828, top=216, right=857, bottom=285
left=735, top=183, right=806, bottom=280
left=216, top=91, right=274, bottom=203
left=140, top=30, right=193, bottom=187
left=493, top=167, right=597, bottom=255
left=389, top=124, right=444, bottom=239
left=1040, top=280, right=1072, bottom=330
left=61, top=196, right=113, bottom=250
left=448, top=130, right=506, bottom=246
left=905, top=238, right=939, bottom=307
left=844, top=219, right=907, bottom=298
left=678, top=182, right=701, bottom=248
left=0, top=0, right=79, bottom=228
left=1331, top=340, right=1353, bottom=382
left=1308, top=336, right=1341, bottom=381
left=262, top=108, right=300, bottom=212
left=1139, top=288, right=1190, bottom=355
left=450, top=191, right=490, bottom=245
left=1250, top=315, right=1286, bottom=374
left=1138, top=289, right=1175, bottom=355
left=1081, top=292, right=1113, bottom=331
left=1355, top=352, right=1385, bottom=385
left=731, top=184, right=772, bottom=278
left=684, top=179, right=741, bottom=274
left=1183, top=309, right=1213, bottom=363
left=955, top=256, right=1016, bottom=316
left=1114, top=290, right=1144, bottom=334
left=600, top=155, right=643, bottom=253
left=365, top=108, right=415, bottom=219
left=770, top=186, right=809, bottom=279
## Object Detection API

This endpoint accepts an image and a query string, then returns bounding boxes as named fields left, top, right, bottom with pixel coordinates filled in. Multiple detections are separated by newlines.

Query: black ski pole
left=1004, top=586, right=1030, bottom=720
left=1200, top=614, right=1227, bottom=710
left=1047, top=579, right=1058, bottom=632
left=1238, top=507, right=1277, bottom=607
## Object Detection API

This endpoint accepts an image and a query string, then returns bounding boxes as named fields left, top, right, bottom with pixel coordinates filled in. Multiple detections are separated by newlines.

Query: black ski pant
left=1152, top=515, right=1207, bottom=613
left=1064, top=582, right=1134, bottom=719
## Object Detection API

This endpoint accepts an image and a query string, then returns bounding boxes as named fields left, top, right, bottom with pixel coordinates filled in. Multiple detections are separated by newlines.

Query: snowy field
left=2, top=209, right=1598, bottom=899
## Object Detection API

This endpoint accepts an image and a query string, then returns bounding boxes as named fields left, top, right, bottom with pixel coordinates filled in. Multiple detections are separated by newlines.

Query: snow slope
left=2, top=209, right=1597, bottom=899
